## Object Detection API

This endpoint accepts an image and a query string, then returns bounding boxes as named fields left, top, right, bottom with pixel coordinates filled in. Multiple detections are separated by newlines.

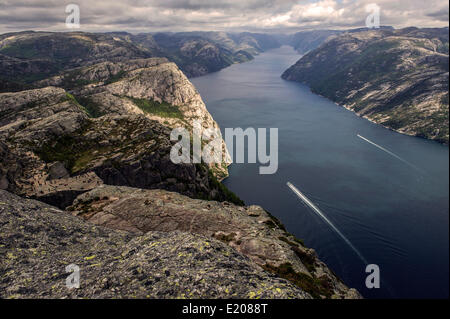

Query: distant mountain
left=0, top=31, right=282, bottom=90
left=151, top=32, right=245, bottom=77
left=286, top=30, right=343, bottom=54
left=148, top=31, right=281, bottom=77
left=282, top=27, right=449, bottom=144
left=0, top=31, right=154, bottom=91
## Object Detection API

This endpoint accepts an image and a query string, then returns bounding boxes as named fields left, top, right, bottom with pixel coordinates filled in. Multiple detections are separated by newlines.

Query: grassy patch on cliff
left=262, top=263, right=333, bottom=299
left=104, top=70, right=127, bottom=85
left=0, top=43, right=40, bottom=59
left=206, top=170, right=245, bottom=206
left=65, top=93, right=106, bottom=119
left=36, top=135, right=85, bottom=173
left=76, top=96, right=106, bottom=118
left=65, top=93, right=89, bottom=115
left=35, top=128, right=109, bottom=174
left=127, top=97, right=184, bottom=119
left=264, top=210, right=287, bottom=232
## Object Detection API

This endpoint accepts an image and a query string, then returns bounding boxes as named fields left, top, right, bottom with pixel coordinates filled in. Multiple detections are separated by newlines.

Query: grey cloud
left=0, top=0, right=448, bottom=34
left=427, top=8, right=449, bottom=21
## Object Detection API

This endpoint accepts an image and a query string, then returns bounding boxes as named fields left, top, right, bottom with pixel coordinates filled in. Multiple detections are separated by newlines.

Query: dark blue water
left=191, top=46, right=449, bottom=299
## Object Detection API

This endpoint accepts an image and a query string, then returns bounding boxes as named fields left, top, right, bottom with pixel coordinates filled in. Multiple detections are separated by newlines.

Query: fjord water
left=191, top=46, right=449, bottom=299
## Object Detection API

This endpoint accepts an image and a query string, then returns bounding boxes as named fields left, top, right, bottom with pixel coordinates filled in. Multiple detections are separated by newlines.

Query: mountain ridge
left=282, top=27, right=449, bottom=144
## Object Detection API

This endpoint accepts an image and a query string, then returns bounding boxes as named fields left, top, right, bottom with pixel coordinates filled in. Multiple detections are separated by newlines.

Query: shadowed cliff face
left=0, top=82, right=237, bottom=207
left=282, top=27, right=449, bottom=144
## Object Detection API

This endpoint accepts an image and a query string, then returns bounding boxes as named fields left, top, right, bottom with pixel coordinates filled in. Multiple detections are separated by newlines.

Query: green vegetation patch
left=65, top=93, right=94, bottom=118
left=104, top=70, right=127, bottom=85
left=34, top=126, right=125, bottom=175
left=278, top=236, right=305, bottom=247
left=0, top=43, right=40, bottom=59
left=36, top=134, right=90, bottom=174
left=127, top=97, right=184, bottom=119
left=65, top=93, right=88, bottom=114
left=278, top=236, right=315, bottom=273
left=76, top=96, right=105, bottom=118
left=264, top=210, right=287, bottom=232
left=291, top=246, right=316, bottom=273
left=262, top=263, right=333, bottom=299
left=65, top=93, right=105, bottom=118
left=35, top=113, right=171, bottom=175
left=206, top=170, right=245, bottom=206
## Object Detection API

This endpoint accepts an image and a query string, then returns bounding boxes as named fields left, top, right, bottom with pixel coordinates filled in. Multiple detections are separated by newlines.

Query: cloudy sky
left=0, top=0, right=448, bottom=34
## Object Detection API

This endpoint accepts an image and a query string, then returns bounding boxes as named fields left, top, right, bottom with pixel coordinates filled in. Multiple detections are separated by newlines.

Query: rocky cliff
left=0, top=185, right=360, bottom=299
left=0, top=190, right=311, bottom=299
left=67, top=185, right=360, bottom=299
left=0, top=31, right=361, bottom=299
left=282, top=27, right=449, bottom=144
left=37, top=57, right=231, bottom=179
left=0, top=87, right=360, bottom=299
left=0, top=85, right=235, bottom=208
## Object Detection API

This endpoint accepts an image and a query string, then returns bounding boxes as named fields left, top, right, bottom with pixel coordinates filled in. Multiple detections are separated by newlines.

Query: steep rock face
left=0, top=87, right=87, bottom=141
left=38, top=58, right=231, bottom=179
left=0, top=190, right=310, bottom=299
left=0, top=87, right=89, bottom=199
left=282, top=27, right=449, bottom=144
left=67, top=185, right=361, bottom=299
left=0, top=87, right=239, bottom=208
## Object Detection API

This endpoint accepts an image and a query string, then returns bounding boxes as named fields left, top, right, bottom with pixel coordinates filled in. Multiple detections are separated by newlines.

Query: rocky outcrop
left=0, top=189, right=311, bottom=299
left=0, top=86, right=238, bottom=208
left=66, top=185, right=361, bottom=299
left=37, top=58, right=231, bottom=179
left=282, top=27, right=449, bottom=144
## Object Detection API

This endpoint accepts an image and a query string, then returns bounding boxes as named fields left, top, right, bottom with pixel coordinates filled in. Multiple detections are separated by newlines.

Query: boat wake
left=357, top=134, right=423, bottom=173
left=287, top=181, right=368, bottom=265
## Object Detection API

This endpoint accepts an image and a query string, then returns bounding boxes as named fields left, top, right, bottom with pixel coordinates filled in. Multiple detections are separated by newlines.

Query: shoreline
left=299, top=84, right=449, bottom=146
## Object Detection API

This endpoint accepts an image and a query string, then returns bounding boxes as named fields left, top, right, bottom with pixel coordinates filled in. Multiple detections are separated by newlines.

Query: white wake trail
left=287, top=182, right=368, bottom=265
left=357, top=134, right=422, bottom=172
